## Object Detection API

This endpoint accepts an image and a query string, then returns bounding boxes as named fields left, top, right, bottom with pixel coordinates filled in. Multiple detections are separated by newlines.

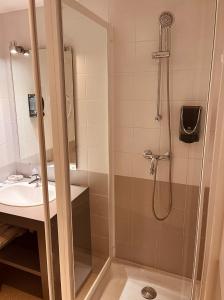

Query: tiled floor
left=0, top=285, right=41, bottom=300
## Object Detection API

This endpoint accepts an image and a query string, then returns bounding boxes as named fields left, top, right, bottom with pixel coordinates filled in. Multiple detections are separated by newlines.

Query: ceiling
left=0, top=0, right=43, bottom=14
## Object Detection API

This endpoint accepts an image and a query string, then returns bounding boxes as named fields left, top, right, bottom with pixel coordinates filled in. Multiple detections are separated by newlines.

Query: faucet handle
left=143, top=149, right=153, bottom=159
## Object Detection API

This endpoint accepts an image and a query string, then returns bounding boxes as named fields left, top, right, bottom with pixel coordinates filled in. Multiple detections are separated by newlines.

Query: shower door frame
left=43, top=0, right=114, bottom=299
left=199, top=0, right=224, bottom=298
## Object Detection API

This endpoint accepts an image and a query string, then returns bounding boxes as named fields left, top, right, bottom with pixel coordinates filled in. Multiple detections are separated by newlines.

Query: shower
left=143, top=12, right=174, bottom=221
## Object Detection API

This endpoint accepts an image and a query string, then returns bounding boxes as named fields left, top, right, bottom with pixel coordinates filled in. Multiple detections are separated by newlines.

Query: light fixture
left=23, top=50, right=30, bottom=56
left=9, top=41, right=30, bottom=56
left=9, top=41, right=18, bottom=54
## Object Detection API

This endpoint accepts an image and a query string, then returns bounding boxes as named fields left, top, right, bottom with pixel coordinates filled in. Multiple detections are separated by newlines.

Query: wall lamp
left=9, top=41, right=30, bottom=56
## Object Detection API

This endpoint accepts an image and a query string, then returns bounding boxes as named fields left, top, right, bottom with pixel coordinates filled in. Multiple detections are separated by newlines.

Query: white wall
left=0, top=14, right=18, bottom=174
left=77, top=0, right=216, bottom=186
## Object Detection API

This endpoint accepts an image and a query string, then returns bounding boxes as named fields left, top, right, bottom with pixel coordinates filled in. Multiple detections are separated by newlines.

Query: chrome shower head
left=159, top=12, right=174, bottom=28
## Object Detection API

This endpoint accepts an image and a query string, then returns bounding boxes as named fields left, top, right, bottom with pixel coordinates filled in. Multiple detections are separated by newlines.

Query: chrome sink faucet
left=29, top=173, right=41, bottom=187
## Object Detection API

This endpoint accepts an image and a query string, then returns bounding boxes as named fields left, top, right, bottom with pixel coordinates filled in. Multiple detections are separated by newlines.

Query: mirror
left=10, top=47, right=76, bottom=166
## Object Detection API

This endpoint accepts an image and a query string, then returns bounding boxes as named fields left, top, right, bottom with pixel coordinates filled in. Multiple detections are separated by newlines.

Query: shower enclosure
left=9, top=0, right=218, bottom=299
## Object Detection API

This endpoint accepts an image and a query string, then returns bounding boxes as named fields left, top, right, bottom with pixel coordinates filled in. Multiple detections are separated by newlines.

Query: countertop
left=0, top=181, right=88, bottom=222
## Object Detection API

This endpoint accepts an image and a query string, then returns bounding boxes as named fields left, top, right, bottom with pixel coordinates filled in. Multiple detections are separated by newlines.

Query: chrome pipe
left=155, top=25, right=163, bottom=121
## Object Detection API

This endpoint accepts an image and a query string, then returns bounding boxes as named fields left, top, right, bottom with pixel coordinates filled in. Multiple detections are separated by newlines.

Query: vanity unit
left=0, top=183, right=91, bottom=299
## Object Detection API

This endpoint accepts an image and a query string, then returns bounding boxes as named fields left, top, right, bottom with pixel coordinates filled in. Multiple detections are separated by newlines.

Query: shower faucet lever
left=143, top=150, right=170, bottom=175
left=143, top=150, right=170, bottom=161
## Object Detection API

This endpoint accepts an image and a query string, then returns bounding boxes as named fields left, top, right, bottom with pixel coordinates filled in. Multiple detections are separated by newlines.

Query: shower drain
left=141, top=286, right=157, bottom=299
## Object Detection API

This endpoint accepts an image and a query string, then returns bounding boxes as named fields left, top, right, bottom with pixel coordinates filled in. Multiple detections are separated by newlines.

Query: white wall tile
left=87, top=125, right=107, bottom=148
left=76, top=75, right=87, bottom=100
left=88, top=146, right=109, bottom=173
left=76, top=125, right=87, bottom=149
left=86, top=74, right=107, bottom=100
left=76, top=101, right=87, bottom=127
left=115, top=127, right=133, bottom=152
left=132, top=153, right=153, bottom=180
left=160, top=130, right=189, bottom=159
left=134, top=72, right=157, bottom=100
left=132, top=101, right=160, bottom=129
left=77, top=146, right=88, bottom=170
left=115, top=101, right=134, bottom=127
left=114, top=74, right=135, bottom=100
left=114, top=42, right=136, bottom=73
left=135, top=0, right=160, bottom=42
left=171, top=70, right=195, bottom=101
left=78, top=0, right=109, bottom=21
left=115, top=151, right=132, bottom=176
left=187, top=158, right=203, bottom=186
left=110, top=0, right=136, bottom=42
left=189, top=140, right=204, bottom=159
left=132, top=128, right=160, bottom=154
left=136, top=41, right=158, bottom=72
left=86, top=100, right=107, bottom=126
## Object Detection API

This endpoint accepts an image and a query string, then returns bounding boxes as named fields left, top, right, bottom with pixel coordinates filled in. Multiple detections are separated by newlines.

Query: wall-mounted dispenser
left=179, top=106, right=202, bottom=143
left=28, top=94, right=45, bottom=118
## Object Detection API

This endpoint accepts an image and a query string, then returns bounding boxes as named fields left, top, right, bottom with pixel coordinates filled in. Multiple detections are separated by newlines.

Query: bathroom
left=0, top=0, right=223, bottom=299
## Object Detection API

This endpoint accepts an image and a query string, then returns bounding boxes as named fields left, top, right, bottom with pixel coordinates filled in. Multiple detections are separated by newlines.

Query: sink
left=0, top=182, right=56, bottom=207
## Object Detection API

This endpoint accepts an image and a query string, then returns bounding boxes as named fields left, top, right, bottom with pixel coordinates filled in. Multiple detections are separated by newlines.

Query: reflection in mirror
left=10, top=46, right=76, bottom=166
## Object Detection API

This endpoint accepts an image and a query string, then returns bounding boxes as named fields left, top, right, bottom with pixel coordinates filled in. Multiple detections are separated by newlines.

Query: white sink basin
left=0, top=182, right=56, bottom=207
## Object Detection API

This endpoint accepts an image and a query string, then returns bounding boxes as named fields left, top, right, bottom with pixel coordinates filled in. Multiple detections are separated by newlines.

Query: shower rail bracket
left=152, top=51, right=170, bottom=59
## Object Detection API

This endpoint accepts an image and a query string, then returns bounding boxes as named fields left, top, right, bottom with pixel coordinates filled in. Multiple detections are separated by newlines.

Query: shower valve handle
left=143, top=150, right=170, bottom=161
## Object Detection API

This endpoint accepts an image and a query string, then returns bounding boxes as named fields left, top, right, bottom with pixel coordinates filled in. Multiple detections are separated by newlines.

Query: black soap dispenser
left=179, top=106, right=202, bottom=143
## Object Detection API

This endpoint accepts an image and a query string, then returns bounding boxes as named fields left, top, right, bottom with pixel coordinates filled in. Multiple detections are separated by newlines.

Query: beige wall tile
left=116, top=243, right=133, bottom=262
left=90, top=194, right=108, bottom=218
left=115, top=208, right=131, bottom=246
left=88, top=172, right=108, bottom=196
left=91, top=235, right=109, bottom=258
left=90, top=215, right=109, bottom=238
left=157, top=225, right=184, bottom=275
left=114, top=176, right=207, bottom=277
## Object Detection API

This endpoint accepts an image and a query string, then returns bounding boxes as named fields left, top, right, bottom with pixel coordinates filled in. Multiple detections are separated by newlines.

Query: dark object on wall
left=179, top=106, right=202, bottom=143
left=28, top=94, right=45, bottom=117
